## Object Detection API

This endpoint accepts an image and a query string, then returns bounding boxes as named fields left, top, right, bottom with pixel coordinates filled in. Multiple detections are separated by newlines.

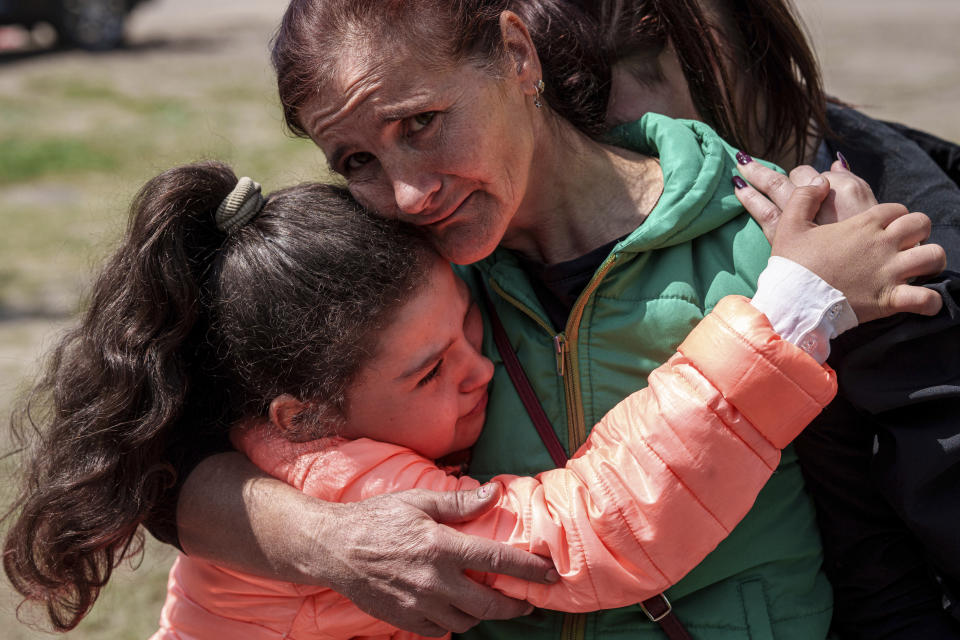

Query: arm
left=236, top=295, right=837, bottom=616
left=176, top=454, right=552, bottom=637
left=734, top=157, right=960, bottom=635
left=833, top=275, right=960, bottom=630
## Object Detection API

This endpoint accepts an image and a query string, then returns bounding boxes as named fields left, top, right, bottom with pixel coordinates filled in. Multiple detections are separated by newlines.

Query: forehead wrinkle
left=306, top=49, right=394, bottom=139
left=308, top=34, right=465, bottom=140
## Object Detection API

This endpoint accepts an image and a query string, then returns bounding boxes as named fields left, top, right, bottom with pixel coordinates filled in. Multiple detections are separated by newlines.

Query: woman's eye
left=408, top=111, right=436, bottom=134
left=344, top=152, right=374, bottom=172
left=417, top=359, right=443, bottom=387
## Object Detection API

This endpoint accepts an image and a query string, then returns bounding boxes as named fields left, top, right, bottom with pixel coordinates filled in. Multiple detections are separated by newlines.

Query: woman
left=156, top=1, right=947, bottom=639
left=567, top=1, right=960, bottom=636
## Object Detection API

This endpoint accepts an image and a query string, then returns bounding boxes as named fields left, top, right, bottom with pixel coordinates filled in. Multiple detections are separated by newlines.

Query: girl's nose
left=460, top=347, right=494, bottom=393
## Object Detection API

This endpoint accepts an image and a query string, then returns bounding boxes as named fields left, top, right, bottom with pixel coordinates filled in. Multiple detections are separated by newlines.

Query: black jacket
left=795, top=104, right=960, bottom=639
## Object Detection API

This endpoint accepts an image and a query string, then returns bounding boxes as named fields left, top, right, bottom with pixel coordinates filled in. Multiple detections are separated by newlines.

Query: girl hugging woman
left=3, top=150, right=938, bottom=638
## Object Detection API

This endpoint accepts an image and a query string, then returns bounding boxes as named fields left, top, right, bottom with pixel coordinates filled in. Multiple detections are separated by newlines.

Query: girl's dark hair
left=583, top=0, right=830, bottom=166
left=272, top=0, right=609, bottom=139
left=2, top=161, right=433, bottom=630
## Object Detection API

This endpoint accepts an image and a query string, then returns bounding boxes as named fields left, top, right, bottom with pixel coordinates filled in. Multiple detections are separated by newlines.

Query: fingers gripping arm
left=176, top=452, right=549, bottom=636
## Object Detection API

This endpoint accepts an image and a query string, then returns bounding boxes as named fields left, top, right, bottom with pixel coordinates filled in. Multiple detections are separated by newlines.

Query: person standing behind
left=549, top=0, right=959, bottom=636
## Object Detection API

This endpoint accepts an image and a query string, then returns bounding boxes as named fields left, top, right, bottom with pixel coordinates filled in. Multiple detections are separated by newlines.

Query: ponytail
left=3, top=162, right=436, bottom=630
left=2, top=162, right=238, bottom=630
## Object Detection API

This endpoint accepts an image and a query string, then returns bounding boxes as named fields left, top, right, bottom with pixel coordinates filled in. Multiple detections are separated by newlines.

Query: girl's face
left=340, top=255, right=494, bottom=459
left=301, top=23, right=542, bottom=265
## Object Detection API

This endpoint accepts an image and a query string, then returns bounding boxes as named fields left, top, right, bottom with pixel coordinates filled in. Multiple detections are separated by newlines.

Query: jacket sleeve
left=234, top=294, right=837, bottom=618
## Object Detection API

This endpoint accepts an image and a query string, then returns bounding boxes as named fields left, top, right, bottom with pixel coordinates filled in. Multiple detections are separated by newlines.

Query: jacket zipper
left=554, top=256, right=617, bottom=640
left=557, top=255, right=618, bottom=451
left=489, top=253, right=618, bottom=640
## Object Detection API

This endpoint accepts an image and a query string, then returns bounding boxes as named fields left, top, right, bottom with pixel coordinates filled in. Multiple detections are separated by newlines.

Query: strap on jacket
left=482, top=288, right=693, bottom=640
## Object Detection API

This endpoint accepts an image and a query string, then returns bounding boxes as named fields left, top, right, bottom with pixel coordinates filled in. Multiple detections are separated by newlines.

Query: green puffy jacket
left=458, top=114, right=833, bottom=640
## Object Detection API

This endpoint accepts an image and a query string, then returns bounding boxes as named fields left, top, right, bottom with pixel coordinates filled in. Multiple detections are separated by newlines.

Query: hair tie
left=215, top=177, right=264, bottom=233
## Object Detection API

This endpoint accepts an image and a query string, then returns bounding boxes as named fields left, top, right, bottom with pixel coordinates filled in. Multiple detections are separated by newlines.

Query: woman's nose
left=390, top=167, right=441, bottom=216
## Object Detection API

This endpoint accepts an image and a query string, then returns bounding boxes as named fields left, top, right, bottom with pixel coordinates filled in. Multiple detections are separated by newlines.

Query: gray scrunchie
left=215, top=177, right=264, bottom=233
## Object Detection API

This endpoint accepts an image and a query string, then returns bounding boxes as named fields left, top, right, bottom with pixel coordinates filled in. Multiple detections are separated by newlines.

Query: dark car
left=0, top=0, right=149, bottom=50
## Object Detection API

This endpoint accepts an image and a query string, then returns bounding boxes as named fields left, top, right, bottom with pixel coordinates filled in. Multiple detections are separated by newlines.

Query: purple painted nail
left=836, top=151, right=850, bottom=171
left=736, top=150, right=753, bottom=165
left=732, top=176, right=748, bottom=189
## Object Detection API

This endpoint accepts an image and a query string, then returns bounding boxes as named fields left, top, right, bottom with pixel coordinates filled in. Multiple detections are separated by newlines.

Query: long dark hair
left=2, top=161, right=433, bottom=630
left=583, top=0, right=830, bottom=165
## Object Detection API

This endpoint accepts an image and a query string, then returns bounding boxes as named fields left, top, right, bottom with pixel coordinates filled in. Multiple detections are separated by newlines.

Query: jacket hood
left=605, top=113, right=765, bottom=254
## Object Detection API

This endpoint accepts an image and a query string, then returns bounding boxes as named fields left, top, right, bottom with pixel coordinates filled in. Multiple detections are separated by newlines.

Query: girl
left=6, top=158, right=917, bottom=636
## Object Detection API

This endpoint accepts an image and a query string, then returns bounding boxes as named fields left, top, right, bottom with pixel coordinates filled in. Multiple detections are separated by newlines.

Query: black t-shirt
left=515, top=238, right=622, bottom=332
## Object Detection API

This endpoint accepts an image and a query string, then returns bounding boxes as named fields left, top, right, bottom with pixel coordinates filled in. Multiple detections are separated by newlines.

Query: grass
left=0, top=138, right=120, bottom=183
left=0, top=6, right=325, bottom=636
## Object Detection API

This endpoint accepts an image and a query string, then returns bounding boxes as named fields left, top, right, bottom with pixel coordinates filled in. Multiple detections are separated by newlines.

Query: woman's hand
left=735, top=157, right=878, bottom=236
left=731, top=164, right=946, bottom=323
left=177, top=453, right=556, bottom=637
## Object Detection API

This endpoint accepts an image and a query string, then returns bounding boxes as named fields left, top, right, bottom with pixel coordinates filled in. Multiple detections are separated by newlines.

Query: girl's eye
left=345, top=152, right=374, bottom=172
left=408, top=111, right=436, bottom=134
left=417, top=359, right=443, bottom=387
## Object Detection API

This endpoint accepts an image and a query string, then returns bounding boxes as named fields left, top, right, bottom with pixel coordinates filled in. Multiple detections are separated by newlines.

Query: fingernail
left=477, top=483, right=493, bottom=500
left=544, top=569, right=560, bottom=583
left=524, top=605, right=535, bottom=616
left=732, top=176, right=747, bottom=189
left=736, top=150, right=753, bottom=165
left=811, top=176, right=827, bottom=186
left=836, top=151, right=850, bottom=171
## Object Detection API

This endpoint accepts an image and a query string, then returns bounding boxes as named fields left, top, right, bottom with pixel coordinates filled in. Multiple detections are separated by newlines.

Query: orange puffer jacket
left=151, top=296, right=836, bottom=640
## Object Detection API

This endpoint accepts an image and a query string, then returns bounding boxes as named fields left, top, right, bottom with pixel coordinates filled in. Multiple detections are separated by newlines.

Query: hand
left=178, top=454, right=555, bottom=638
left=312, top=485, right=557, bottom=637
left=734, top=156, right=878, bottom=237
left=734, top=173, right=946, bottom=322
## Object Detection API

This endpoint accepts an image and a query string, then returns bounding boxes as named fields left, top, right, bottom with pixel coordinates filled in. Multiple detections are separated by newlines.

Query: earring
left=534, top=79, right=545, bottom=109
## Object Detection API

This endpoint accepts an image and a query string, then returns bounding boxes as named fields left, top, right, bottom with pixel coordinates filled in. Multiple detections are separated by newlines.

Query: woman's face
left=340, top=255, right=494, bottom=459
left=301, top=40, right=540, bottom=265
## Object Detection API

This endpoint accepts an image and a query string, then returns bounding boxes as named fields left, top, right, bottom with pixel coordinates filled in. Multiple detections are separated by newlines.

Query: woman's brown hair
left=2, top=162, right=433, bottom=630
left=272, top=0, right=610, bottom=139
left=273, top=0, right=828, bottom=165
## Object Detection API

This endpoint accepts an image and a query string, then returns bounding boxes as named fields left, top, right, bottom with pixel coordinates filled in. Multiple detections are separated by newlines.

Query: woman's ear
left=269, top=394, right=306, bottom=435
left=499, top=10, right=541, bottom=94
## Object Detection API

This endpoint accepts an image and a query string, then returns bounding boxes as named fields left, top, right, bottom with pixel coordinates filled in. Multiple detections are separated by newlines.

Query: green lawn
left=0, top=5, right=325, bottom=636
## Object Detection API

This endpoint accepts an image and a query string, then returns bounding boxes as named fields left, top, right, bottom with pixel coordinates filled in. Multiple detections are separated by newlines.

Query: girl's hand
left=734, top=174, right=946, bottom=323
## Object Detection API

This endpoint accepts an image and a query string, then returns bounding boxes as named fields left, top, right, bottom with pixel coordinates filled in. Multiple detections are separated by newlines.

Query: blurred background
left=0, top=0, right=958, bottom=637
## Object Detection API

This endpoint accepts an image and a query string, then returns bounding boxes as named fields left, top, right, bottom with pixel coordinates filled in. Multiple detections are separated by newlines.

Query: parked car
left=0, top=0, right=150, bottom=50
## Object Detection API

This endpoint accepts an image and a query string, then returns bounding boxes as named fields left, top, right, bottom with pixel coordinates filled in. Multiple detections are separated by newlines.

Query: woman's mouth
left=425, top=193, right=473, bottom=230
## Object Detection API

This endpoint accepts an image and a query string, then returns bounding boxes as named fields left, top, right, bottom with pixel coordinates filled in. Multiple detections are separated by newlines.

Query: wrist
left=284, top=497, right=341, bottom=588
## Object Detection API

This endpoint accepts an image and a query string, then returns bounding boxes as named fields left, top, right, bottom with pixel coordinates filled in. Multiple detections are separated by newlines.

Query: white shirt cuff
left=750, top=256, right=859, bottom=364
